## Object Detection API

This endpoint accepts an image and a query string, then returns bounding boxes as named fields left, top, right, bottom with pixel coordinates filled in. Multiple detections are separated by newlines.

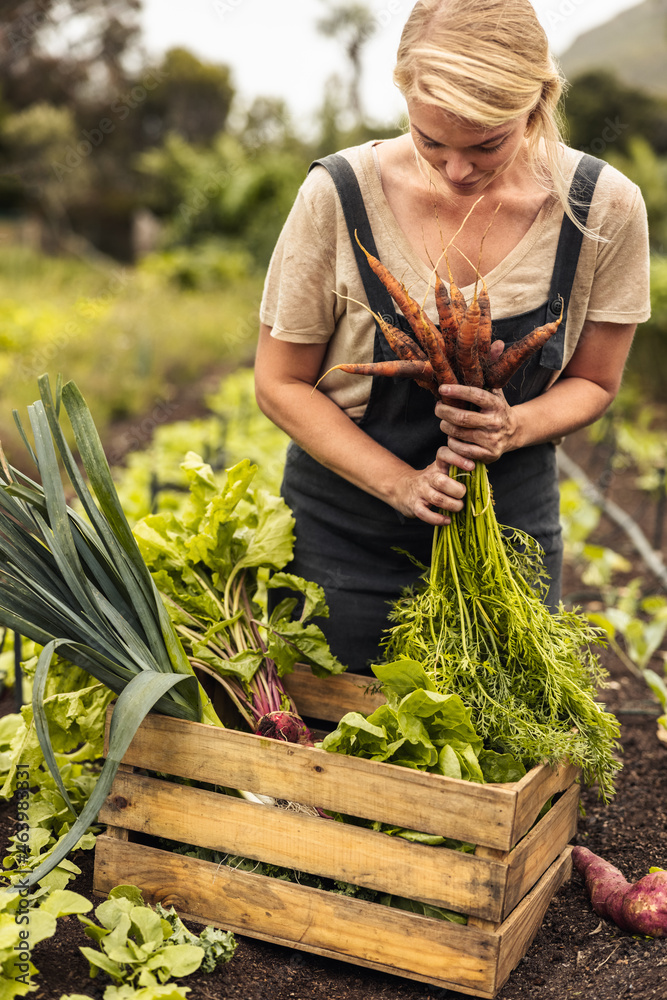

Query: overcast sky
left=139, top=0, right=646, bottom=131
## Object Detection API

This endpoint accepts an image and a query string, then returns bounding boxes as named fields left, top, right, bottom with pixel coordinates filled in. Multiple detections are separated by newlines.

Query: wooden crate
left=94, top=666, right=579, bottom=999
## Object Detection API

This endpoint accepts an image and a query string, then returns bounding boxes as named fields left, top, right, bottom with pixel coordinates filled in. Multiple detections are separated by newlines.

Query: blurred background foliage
left=0, top=0, right=664, bottom=461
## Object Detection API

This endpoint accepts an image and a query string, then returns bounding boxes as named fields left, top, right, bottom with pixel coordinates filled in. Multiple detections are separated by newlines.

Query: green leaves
left=0, top=885, right=92, bottom=999
left=383, top=462, right=621, bottom=801
left=0, top=377, right=224, bottom=885
left=133, top=453, right=345, bottom=728
left=76, top=884, right=236, bottom=994
left=321, top=658, right=494, bottom=779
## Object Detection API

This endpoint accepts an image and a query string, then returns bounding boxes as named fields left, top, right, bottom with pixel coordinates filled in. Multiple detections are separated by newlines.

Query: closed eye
left=414, top=131, right=510, bottom=154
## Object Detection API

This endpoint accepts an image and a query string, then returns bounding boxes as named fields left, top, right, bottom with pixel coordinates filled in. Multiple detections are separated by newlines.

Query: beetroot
left=255, top=711, right=314, bottom=745
left=573, top=845, right=667, bottom=937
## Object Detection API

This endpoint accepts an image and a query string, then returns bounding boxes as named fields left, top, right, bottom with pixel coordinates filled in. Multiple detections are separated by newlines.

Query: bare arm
left=254, top=323, right=471, bottom=525
left=435, top=320, right=637, bottom=463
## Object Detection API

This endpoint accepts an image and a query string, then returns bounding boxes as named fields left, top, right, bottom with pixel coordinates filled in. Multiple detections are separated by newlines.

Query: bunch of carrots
left=318, top=219, right=621, bottom=800
left=320, top=229, right=562, bottom=395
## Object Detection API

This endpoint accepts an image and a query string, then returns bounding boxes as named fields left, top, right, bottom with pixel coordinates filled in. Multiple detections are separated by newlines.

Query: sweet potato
left=573, top=845, right=667, bottom=937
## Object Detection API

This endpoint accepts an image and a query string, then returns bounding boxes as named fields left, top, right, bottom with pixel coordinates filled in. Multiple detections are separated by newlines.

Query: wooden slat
left=282, top=664, right=385, bottom=722
left=495, top=847, right=573, bottom=990
left=98, top=769, right=509, bottom=921
left=468, top=847, right=507, bottom=933
left=502, top=784, right=579, bottom=919
left=104, top=708, right=523, bottom=849
left=510, top=761, right=580, bottom=845
left=93, top=835, right=500, bottom=998
left=103, top=762, right=133, bottom=841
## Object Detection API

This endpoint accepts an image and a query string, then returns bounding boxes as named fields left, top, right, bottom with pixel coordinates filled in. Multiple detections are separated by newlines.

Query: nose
left=443, top=152, right=475, bottom=183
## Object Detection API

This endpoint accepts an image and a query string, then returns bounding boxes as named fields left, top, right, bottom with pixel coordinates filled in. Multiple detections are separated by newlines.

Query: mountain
left=559, top=0, right=667, bottom=97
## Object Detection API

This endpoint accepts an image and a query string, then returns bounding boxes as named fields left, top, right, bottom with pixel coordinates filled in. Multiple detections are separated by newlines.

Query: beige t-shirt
left=260, top=141, right=651, bottom=421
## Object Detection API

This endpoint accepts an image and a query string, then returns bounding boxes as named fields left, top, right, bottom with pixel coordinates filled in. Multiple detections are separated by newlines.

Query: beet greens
left=133, top=453, right=345, bottom=735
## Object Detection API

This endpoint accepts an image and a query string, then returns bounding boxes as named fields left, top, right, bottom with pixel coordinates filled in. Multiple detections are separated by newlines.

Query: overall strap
left=541, top=152, right=606, bottom=368
left=308, top=153, right=396, bottom=324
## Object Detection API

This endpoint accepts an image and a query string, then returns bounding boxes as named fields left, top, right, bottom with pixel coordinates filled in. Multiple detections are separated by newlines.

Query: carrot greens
left=383, top=462, right=620, bottom=800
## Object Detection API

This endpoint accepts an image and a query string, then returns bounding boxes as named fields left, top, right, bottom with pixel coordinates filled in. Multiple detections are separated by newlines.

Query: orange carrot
left=434, top=272, right=459, bottom=365
left=483, top=307, right=563, bottom=390
left=448, top=278, right=467, bottom=328
left=417, top=314, right=459, bottom=387
left=377, top=317, right=427, bottom=363
left=355, top=234, right=438, bottom=343
left=456, top=297, right=484, bottom=389
left=317, top=359, right=433, bottom=384
left=441, top=249, right=468, bottom=328
left=477, top=280, right=493, bottom=359
left=374, top=318, right=440, bottom=392
left=354, top=232, right=456, bottom=387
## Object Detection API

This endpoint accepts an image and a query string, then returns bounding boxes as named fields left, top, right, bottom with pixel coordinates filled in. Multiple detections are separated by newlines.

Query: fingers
left=435, top=444, right=475, bottom=473
left=488, top=339, right=505, bottom=362
left=437, top=382, right=500, bottom=410
left=394, top=465, right=467, bottom=526
left=434, top=383, right=515, bottom=464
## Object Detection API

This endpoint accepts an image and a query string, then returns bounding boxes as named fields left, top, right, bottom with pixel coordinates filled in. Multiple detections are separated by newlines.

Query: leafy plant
left=383, top=463, right=620, bottom=801
left=321, top=658, right=525, bottom=783
left=75, top=885, right=236, bottom=998
left=133, top=452, right=345, bottom=731
left=0, top=887, right=92, bottom=999
left=2, top=759, right=100, bottom=892
left=0, top=375, right=223, bottom=885
left=0, top=646, right=114, bottom=889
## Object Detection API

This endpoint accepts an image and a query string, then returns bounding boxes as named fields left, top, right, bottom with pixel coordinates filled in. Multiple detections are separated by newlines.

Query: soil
left=4, top=428, right=667, bottom=1000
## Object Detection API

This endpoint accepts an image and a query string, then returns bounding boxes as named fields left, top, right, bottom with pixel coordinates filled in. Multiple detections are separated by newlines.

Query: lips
left=447, top=177, right=482, bottom=191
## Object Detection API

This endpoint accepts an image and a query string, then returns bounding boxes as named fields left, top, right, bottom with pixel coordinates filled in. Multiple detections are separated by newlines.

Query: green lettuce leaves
left=321, top=659, right=524, bottom=783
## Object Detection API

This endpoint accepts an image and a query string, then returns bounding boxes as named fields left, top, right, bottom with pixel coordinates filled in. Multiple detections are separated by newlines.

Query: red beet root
left=255, top=711, right=314, bottom=745
left=573, top=845, right=667, bottom=937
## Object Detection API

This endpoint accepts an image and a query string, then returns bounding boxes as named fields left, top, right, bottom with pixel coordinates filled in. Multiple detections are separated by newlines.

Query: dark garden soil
left=4, top=429, right=667, bottom=1000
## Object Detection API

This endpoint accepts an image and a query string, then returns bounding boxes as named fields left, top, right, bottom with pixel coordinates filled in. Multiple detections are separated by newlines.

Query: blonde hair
left=394, top=0, right=586, bottom=228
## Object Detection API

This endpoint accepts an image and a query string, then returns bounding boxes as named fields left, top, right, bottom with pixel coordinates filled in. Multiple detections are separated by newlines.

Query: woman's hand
left=390, top=447, right=472, bottom=525
left=435, top=382, right=518, bottom=465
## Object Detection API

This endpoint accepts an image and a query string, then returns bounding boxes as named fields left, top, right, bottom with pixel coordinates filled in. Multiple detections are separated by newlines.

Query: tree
left=316, top=1, right=377, bottom=126
left=137, top=48, right=235, bottom=146
left=563, top=70, right=667, bottom=157
left=0, top=0, right=143, bottom=110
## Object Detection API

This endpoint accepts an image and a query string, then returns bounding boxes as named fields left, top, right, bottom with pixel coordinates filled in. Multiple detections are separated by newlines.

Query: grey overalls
left=277, top=152, right=605, bottom=673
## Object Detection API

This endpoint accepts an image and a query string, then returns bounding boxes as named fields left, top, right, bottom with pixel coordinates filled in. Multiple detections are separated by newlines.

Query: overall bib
left=278, top=151, right=604, bottom=673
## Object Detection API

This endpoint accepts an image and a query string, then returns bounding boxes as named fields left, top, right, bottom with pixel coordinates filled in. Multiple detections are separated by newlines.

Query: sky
left=139, top=0, right=647, bottom=132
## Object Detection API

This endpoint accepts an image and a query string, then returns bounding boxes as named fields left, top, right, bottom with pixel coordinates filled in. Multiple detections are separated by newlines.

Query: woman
left=254, top=0, right=650, bottom=672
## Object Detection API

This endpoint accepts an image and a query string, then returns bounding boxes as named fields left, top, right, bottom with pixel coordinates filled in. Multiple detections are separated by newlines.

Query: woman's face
left=407, top=100, right=531, bottom=197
